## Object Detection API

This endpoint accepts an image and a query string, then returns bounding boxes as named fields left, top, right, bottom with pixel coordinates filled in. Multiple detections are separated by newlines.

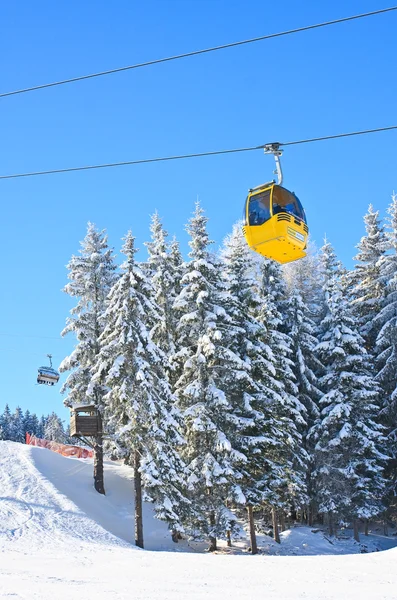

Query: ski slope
left=1, top=440, right=397, bottom=600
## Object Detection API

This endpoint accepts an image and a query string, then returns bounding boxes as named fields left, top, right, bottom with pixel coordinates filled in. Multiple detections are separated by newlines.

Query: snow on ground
left=1, top=440, right=397, bottom=600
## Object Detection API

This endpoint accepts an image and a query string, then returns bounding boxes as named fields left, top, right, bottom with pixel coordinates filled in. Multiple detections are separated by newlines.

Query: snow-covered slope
left=1, top=440, right=397, bottom=600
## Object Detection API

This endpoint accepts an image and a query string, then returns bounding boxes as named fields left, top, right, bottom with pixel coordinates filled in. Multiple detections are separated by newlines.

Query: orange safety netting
left=26, top=432, right=93, bottom=459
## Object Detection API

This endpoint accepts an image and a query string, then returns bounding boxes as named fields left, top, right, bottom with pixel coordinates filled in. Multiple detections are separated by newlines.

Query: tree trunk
left=226, top=530, right=232, bottom=547
left=308, top=504, right=314, bottom=527
left=247, top=505, right=258, bottom=554
left=328, top=511, right=334, bottom=537
left=208, top=510, right=217, bottom=552
left=272, top=507, right=280, bottom=544
left=93, top=430, right=105, bottom=495
left=364, top=519, right=369, bottom=536
left=353, top=518, right=360, bottom=543
left=171, top=530, right=181, bottom=543
left=134, top=449, right=144, bottom=549
left=383, top=519, right=389, bottom=537
left=280, top=512, right=286, bottom=532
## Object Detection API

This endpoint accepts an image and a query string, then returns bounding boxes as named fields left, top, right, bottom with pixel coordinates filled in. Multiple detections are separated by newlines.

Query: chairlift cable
left=0, top=125, right=396, bottom=181
left=0, top=6, right=396, bottom=99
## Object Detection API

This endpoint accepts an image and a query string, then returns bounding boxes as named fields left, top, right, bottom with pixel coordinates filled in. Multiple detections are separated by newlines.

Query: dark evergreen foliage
left=0, top=405, right=68, bottom=443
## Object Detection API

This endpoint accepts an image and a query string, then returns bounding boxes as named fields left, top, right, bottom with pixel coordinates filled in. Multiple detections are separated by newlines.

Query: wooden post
left=94, top=411, right=105, bottom=494
left=93, top=437, right=105, bottom=494
left=247, top=505, right=258, bottom=554
left=353, top=518, right=360, bottom=543
left=93, top=412, right=105, bottom=495
left=272, top=507, right=280, bottom=544
left=134, top=449, right=144, bottom=548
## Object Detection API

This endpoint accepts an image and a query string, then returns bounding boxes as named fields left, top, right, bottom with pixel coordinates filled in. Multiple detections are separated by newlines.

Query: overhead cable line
left=0, top=125, right=396, bottom=181
left=0, top=347, right=62, bottom=359
left=1, top=6, right=396, bottom=99
left=0, top=332, right=62, bottom=340
left=282, top=126, right=397, bottom=146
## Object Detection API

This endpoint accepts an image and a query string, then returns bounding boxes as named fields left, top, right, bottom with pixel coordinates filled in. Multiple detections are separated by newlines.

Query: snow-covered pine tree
left=12, top=407, right=25, bottom=443
left=168, top=236, right=185, bottom=388
left=29, top=414, right=40, bottom=437
left=220, top=223, right=305, bottom=551
left=256, top=258, right=308, bottom=527
left=43, top=412, right=66, bottom=442
left=172, top=205, right=247, bottom=551
left=352, top=205, right=386, bottom=350
left=91, top=231, right=189, bottom=547
left=312, top=240, right=386, bottom=540
left=22, top=410, right=34, bottom=438
left=37, top=415, right=46, bottom=439
left=284, top=253, right=323, bottom=524
left=169, top=236, right=184, bottom=300
left=283, top=240, right=324, bottom=324
left=0, top=407, right=48, bottom=442
left=0, top=404, right=12, bottom=440
left=59, top=222, right=117, bottom=494
left=145, top=213, right=182, bottom=383
left=373, top=194, right=397, bottom=519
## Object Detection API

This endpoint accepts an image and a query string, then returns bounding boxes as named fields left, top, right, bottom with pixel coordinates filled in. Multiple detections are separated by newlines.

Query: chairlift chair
left=37, top=354, right=60, bottom=386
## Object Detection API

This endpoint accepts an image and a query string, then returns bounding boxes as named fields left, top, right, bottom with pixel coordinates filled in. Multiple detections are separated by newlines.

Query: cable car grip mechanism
left=264, top=142, right=283, bottom=186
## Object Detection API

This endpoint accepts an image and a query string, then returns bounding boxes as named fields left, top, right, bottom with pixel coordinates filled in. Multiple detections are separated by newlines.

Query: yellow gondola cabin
left=243, top=143, right=309, bottom=264
left=243, top=183, right=309, bottom=264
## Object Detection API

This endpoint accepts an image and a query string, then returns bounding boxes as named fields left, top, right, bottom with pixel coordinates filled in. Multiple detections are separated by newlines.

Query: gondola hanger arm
left=264, top=142, right=283, bottom=186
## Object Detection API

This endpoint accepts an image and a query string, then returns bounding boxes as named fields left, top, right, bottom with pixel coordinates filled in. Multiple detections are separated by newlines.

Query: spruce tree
left=257, top=259, right=308, bottom=524
left=0, top=404, right=12, bottom=440
left=60, top=222, right=117, bottom=494
left=167, top=236, right=185, bottom=391
left=12, top=407, right=25, bottom=443
left=169, top=236, right=184, bottom=301
left=373, top=195, right=397, bottom=519
left=30, top=414, right=40, bottom=437
left=37, top=415, right=46, bottom=439
left=283, top=241, right=324, bottom=323
left=172, top=205, right=246, bottom=551
left=23, top=410, right=35, bottom=438
left=312, top=241, right=386, bottom=539
left=221, top=223, right=306, bottom=551
left=44, top=413, right=66, bottom=442
left=145, top=213, right=182, bottom=378
left=91, top=231, right=189, bottom=547
left=284, top=254, right=323, bottom=524
left=352, top=205, right=386, bottom=350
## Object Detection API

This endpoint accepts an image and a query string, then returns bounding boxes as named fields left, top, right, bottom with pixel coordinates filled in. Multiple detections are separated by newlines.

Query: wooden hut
left=70, top=405, right=101, bottom=438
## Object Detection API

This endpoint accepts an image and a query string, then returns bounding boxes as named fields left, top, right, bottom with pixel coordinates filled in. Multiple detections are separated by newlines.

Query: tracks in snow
left=0, top=441, right=126, bottom=549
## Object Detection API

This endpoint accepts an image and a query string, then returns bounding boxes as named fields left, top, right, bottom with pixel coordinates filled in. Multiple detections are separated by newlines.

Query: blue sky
left=0, top=0, right=396, bottom=423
